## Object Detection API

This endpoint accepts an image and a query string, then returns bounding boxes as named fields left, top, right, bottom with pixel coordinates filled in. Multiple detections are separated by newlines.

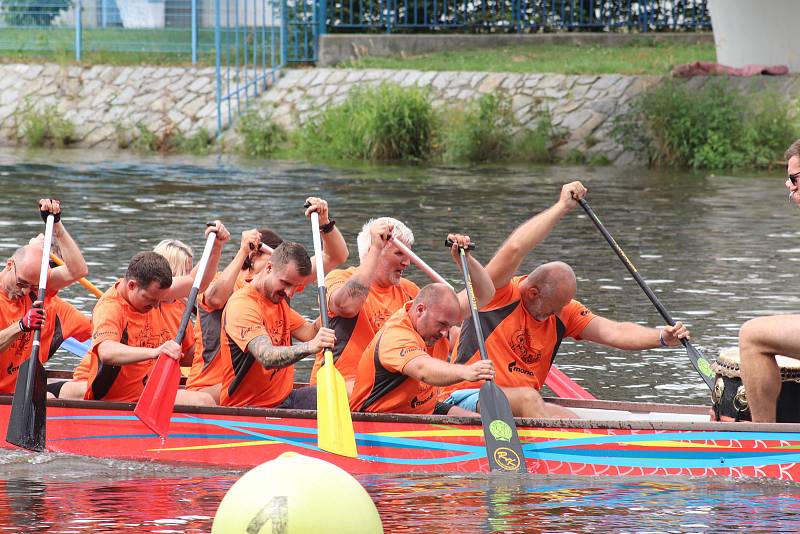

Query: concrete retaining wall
left=317, top=33, right=714, bottom=67
left=0, top=63, right=223, bottom=149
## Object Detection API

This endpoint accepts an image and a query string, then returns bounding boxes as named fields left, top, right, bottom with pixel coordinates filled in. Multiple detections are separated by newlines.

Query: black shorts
left=276, top=385, right=317, bottom=410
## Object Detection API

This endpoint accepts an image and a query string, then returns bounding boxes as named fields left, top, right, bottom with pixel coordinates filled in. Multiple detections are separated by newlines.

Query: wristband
left=319, top=219, right=336, bottom=234
left=659, top=331, right=668, bottom=348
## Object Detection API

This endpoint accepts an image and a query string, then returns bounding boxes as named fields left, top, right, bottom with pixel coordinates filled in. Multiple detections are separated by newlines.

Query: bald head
left=3, top=243, right=44, bottom=300
left=414, top=283, right=459, bottom=311
left=519, top=261, right=577, bottom=321
left=410, top=283, right=461, bottom=346
left=526, top=261, right=576, bottom=299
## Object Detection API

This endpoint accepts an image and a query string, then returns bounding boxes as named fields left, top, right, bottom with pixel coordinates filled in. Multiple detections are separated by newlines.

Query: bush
left=236, top=108, right=286, bottom=158
left=613, top=79, right=797, bottom=169
left=296, top=82, right=436, bottom=162
left=3, top=0, right=72, bottom=26
left=512, top=109, right=560, bottom=164
left=174, top=127, right=215, bottom=155
left=442, top=93, right=513, bottom=163
left=14, top=101, right=76, bottom=148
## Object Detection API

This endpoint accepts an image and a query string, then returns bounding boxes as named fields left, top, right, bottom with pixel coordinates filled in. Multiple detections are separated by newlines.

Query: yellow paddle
left=49, top=254, right=104, bottom=298
left=309, top=209, right=357, bottom=458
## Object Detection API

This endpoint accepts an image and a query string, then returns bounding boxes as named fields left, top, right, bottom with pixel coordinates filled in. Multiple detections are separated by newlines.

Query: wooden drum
left=711, top=347, right=800, bottom=422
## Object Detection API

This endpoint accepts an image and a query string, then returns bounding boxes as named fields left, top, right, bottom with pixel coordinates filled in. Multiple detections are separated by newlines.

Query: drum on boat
left=712, top=347, right=800, bottom=422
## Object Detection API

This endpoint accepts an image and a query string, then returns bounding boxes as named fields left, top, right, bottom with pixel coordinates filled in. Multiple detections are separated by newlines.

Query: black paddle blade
left=479, top=382, right=527, bottom=473
left=684, top=340, right=716, bottom=391
left=6, top=357, right=47, bottom=452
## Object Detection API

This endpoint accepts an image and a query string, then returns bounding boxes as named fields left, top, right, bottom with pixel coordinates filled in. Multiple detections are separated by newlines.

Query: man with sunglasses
left=739, top=140, right=800, bottom=422
left=0, top=199, right=91, bottom=394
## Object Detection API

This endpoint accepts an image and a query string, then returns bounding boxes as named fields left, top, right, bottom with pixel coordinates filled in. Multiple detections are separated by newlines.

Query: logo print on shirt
left=410, top=390, right=433, bottom=408
left=371, top=309, right=392, bottom=330
left=510, top=328, right=540, bottom=364
left=507, top=360, right=536, bottom=377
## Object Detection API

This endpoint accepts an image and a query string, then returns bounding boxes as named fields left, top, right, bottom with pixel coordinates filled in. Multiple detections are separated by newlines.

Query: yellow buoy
left=212, top=452, right=383, bottom=534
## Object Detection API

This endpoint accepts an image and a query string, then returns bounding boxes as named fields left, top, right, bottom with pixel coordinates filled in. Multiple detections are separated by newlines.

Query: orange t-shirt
left=441, top=275, right=595, bottom=399
left=0, top=291, right=91, bottom=393
left=309, top=267, right=419, bottom=384
left=349, top=302, right=450, bottom=415
left=185, top=272, right=247, bottom=391
left=218, top=284, right=307, bottom=407
left=84, top=280, right=192, bottom=402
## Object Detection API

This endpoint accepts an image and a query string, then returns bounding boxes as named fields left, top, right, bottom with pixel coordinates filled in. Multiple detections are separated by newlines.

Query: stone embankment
left=259, top=68, right=663, bottom=164
left=0, top=63, right=219, bottom=148
left=2, top=63, right=798, bottom=164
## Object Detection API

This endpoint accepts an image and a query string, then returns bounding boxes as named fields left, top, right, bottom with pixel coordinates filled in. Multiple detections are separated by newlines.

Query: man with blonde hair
left=309, top=216, right=418, bottom=390
left=739, top=139, right=800, bottom=422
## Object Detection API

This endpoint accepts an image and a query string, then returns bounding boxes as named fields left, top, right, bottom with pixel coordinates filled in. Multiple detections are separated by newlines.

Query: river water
left=1, top=148, right=798, bottom=532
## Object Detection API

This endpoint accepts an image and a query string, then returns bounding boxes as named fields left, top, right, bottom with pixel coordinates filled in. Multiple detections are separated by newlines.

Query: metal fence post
left=215, top=0, right=223, bottom=133
left=280, top=0, right=288, bottom=67
left=318, top=0, right=326, bottom=37
left=75, top=0, right=82, bottom=61
left=101, top=0, right=107, bottom=27
left=192, top=0, right=198, bottom=64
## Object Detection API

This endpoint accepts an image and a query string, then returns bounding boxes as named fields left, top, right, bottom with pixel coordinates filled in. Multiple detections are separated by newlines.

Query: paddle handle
left=578, top=198, right=677, bottom=327
left=389, top=235, right=454, bottom=291
left=444, top=238, right=476, bottom=250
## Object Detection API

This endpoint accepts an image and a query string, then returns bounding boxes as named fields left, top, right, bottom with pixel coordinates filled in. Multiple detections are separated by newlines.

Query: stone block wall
left=0, top=63, right=220, bottom=149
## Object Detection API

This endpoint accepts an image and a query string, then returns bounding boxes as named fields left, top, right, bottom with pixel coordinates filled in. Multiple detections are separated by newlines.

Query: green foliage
left=613, top=79, right=797, bottom=169
left=236, top=109, right=286, bottom=158
left=3, top=0, right=72, bottom=27
left=132, top=123, right=160, bottom=152
left=511, top=110, right=559, bottom=163
left=442, top=94, right=513, bottom=163
left=588, top=153, right=612, bottom=166
left=563, top=148, right=586, bottom=165
left=296, top=83, right=436, bottom=162
left=173, top=127, right=215, bottom=155
left=14, top=101, right=76, bottom=148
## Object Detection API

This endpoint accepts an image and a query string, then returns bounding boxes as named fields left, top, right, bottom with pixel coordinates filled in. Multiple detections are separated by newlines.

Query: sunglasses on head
left=790, top=171, right=800, bottom=186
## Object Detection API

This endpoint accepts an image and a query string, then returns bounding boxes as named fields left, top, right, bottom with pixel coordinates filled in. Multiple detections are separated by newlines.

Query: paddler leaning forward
left=349, top=234, right=495, bottom=416
left=83, top=221, right=229, bottom=406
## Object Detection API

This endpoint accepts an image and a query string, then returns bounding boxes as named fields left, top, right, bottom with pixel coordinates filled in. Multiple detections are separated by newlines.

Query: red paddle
left=134, top=229, right=218, bottom=438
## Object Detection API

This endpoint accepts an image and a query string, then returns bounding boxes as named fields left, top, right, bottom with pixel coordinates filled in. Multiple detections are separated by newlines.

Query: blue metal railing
left=324, top=0, right=709, bottom=32
left=0, top=0, right=218, bottom=63
left=215, top=0, right=284, bottom=133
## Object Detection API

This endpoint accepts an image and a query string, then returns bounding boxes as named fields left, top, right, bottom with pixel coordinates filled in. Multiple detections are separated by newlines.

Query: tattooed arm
left=247, top=326, right=336, bottom=369
left=247, top=335, right=315, bottom=369
left=330, top=220, right=393, bottom=318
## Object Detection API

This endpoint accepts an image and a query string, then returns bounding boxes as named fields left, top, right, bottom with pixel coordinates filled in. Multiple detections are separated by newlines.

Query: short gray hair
left=356, top=217, right=414, bottom=262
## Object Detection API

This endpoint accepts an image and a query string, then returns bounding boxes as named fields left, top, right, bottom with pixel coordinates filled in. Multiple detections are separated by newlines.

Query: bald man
left=441, top=182, right=689, bottom=419
left=349, top=235, right=496, bottom=416
left=0, top=199, right=91, bottom=393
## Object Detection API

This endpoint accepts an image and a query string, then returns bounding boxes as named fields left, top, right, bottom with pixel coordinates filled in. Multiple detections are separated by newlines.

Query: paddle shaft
left=23, top=216, right=55, bottom=408
left=455, top=248, right=491, bottom=363
left=176, top=231, right=217, bottom=343
left=389, top=236, right=453, bottom=290
left=49, top=253, right=103, bottom=298
left=7, top=214, right=55, bottom=451
left=577, top=199, right=678, bottom=325
left=310, top=212, right=331, bottom=330
left=578, top=198, right=715, bottom=390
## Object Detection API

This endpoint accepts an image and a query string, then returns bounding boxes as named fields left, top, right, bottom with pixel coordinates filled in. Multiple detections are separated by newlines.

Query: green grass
left=341, top=40, right=716, bottom=75
left=0, top=27, right=278, bottom=66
